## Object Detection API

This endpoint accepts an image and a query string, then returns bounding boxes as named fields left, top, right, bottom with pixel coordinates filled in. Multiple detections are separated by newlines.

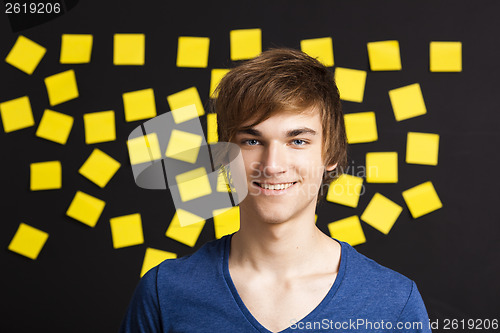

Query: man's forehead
left=237, top=105, right=322, bottom=131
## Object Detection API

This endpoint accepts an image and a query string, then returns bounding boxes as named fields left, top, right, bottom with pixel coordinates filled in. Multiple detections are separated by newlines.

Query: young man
left=120, top=48, right=431, bottom=332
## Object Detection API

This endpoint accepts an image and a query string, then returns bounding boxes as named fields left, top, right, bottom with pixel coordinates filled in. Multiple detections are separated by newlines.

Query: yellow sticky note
left=140, top=248, right=177, bottom=277
left=166, top=210, right=206, bottom=247
left=30, top=161, right=62, bottom=191
left=344, top=112, right=378, bottom=144
left=113, top=33, right=145, bottom=65
left=79, top=148, right=121, bottom=188
left=36, top=109, right=73, bottom=145
left=66, top=191, right=106, bottom=227
left=389, top=83, right=427, bottom=121
left=176, top=167, right=212, bottom=202
left=207, top=113, right=218, bottom=144
left=213, top=206, right=240, bottom=239
left=402, top=181, right=442, bottom=218
left=167, top=87, right=205, bottom=117
left=60, top=34, right=93, bottom=64
left=230, top=28, right=262, bottom=60
left=430, top=41, right=462, bottom=72
left=335, top=67, right=367, bottom=103
left=171, top=104, right=199, bottom=124
left=45, top=70, right=79, bottom=106
left=127, top=133, right=162, bottom=165
left=8, top=223, right=48, bottom=260
left=367, top=40, right=402, bottom=71
left=0, top=96, right=35, bottom=133
left=176, top=36, right=210, bottom=68
left=326, top=174, right=364, bottom=208
left=110, top=213, right=144, bottom=249
left=83, top=110, right=116, bottom=144
left=361, top=193, right=402, bottom=234
left=165, top=130, right=203, bottom=164
left=123, top=88, right=157, bottom=122
left=5, top=35, right=46, bottom=74
left=366, top=152, right=398, bottom=183
left=300, top=37, right=334, bottom=67
left=406, top=132, right=440, bottom=166
left=328, top=216, right=366, bottom=246
left=210, top=69, right=230, bottom=98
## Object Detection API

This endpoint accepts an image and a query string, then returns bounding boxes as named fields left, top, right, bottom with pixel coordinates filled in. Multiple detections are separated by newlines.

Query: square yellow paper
left=166, top=209, right=206, bottom=247
left=5, top=35, right=46, bottom=74
left=175, top=167, right=212, bottom=202
left=123, top=88, right=157, bottom=122
left=110, top=213, right=144, bottom=249
left=30, top=161, right=62, bottom=191
left=367, top=40, right=402, bottom=71
left=8, top=223, right=48, bottom=260
left=344, top=112, right=378, bottom=144
left=176, top=36, right=210, bottom=68
left=60, top=34, right=93, bottom=64
left=167, top=87, right=205, bottom=117
left=113, top=33, right=145, bottom=65
left=230, top=28, right=262, bottom=60
left=79, top=148, right=121, bottom=188
left=406, top=132, right=440, bottom=166
left=361, top=193, right=402, bottom=234
left=335, top=67, right=367, bottom=103
left=171, top=104, right=199, bottom=124
left=213, top=206, right=240, bottom=239
left=36, top=109, right=73, bottom=144
left=326, top=174, right=364, bottom=208
left=45, top=70, right=79, bottom=106
left=328, top=216, right=366, bottom=246
left=402, top=181, right=442, bottom=218
left=84, top=110, right=116, bottom=144
left=0, top=96, right=35, bottom=133
left=66, top=191, right=106, bottom=227
left=389, top=83, right=427, bottom=121
left=210, top=69, right=230, bottom=98
left=127, top=133, right=162, bottom=165
left=140, top=248, right=177, bottom=277
left=165, top=130, right=203, bottom=164
left=366, top=152, right=398, bottom=183
left=207, top=113, right=218, bottom=143
left=300, top=37, right=334, bottom=67
left=430, top=41, right=462, bottom=72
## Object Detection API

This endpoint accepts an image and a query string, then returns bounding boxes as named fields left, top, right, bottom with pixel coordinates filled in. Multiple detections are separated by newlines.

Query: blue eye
left=292, top=139, right=307, bottom=145
left=245, top=139, right=259, bottom=146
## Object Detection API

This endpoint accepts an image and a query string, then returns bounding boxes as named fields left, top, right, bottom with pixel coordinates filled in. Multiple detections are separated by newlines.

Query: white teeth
left=258, top=182, right=294, bottom=190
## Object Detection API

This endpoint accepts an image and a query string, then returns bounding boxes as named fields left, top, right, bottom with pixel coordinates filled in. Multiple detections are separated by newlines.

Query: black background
left=1, top=0, right=499, bottom=332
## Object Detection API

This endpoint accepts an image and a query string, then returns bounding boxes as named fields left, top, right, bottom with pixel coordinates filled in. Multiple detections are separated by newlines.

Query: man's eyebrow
left=236, top=128, right=262, bottom=136
left=286, top=127, right=317, bottom=137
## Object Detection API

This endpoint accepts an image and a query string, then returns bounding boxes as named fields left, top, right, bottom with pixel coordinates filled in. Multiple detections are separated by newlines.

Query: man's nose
left=260, top=141, right=288, bottom=177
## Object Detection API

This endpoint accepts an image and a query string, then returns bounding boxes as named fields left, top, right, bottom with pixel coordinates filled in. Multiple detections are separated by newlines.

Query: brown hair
left=211, top=48, right=347, bottom=201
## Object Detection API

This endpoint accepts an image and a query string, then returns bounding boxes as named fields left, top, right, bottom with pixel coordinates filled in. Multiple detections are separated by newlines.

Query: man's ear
left=326, top=162, right=338, bottom=172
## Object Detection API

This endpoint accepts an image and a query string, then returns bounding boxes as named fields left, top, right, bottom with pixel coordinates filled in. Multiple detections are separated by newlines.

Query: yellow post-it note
left=344, top=112, right=378, bottom=144
left=328, top=216, right=366, bottom=246
left=207, top=113, right=218, bottom=144
left=366, top=152, right=398, bottom=183
left=430, top=41, right=462, bottom=72
left=176, top=36, right=210, bottom=68
left=213, top=206, right=240, bottom=239
left=335, top=67, right=367, bottom=103
left=140, top=248, right=177, bottom=277
left=361, top=193, right=402, bottom=234
left=166, top=209, right=206, bottom=247
left=326, top=174, right=364, bottom=208
left=66, top=191, right=106, bottom=227
left=171, top=104, right=199, bottom=124
left=230, top=28, right=262, bottom=60
left=389, top=83, right=427, bottom=121
left=5, top=35, right=46, bottom=74
left=300, top=37, right=334, bottom=67
left=110, top=213, right=144, bottom=249
left=8, top=223, right=49, bottom=260
left=79, top=148, right=121, bottom=188
left=127, top=133, right=162, bottom=165
left=175, top=167, right=212, bottom=202
left=367, top=40, right=402, bottom=71
left=44, top=69, right=79, bottom=106
left=60, top=34, right=93, bottom=64
left=113, top=33, right=145, bottom=65
left=210, top=69, right=230, bottom=98
left=30, top=161, right=62, bottom=191
left=402, top=181, right=442, bottom=218
left=167, top=87, right=205, bottom=117
left=36, top=109, right=73, bottom=145
left=0, top=96, right=35, bottom=133
left=165, top=130, right=203, bottom=164
left=84, top=110, right=116, bottom=144
left=406, top=132, right=440, bottom=166
left=123, top=88, right=157, bottom=122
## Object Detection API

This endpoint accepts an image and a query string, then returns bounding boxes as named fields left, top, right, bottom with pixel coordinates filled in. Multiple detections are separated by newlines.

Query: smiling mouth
left=253, top=182, right=297, bottom=190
